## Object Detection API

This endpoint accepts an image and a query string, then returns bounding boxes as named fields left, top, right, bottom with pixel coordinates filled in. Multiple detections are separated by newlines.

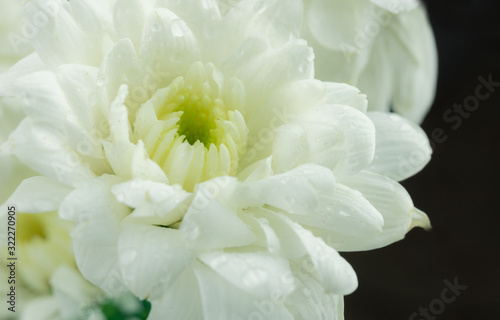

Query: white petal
left=180, top=177, right=255, bottom=249
left=370, top=0, right=419, bottom=13
left=287, top=220, right=358, bottom=294
left=271, top=105, right=375, bottom=176
left=14, top=71, right=102, bottom=157
left=0, top=53, right=45, bottom=96
left=59, top=176, right=128, bottom=293
left=222, top=0, right=303, bottom=48
left=285, top=261, right=344, bottom=320
left=139, top=8, right=200, bottom=81
left=19, top=297, right=58, bottom=320
left=148, top=268, right=203, bottom=320
left=200, top=251, right=295, bottom=299
left=131, top=140, right=169, bottom=182
left=265, top=213, right=358, bottom=294
left=111, top=179, right=189, bottom=225
left=56, top=64, right=100, bottom=134
left=325, top=171, right=429, bottom=251
left=302, top=104, right=375, bottom=177
left=193, top=262, right=294, bottom=320
left=354, top=33, right=395, bottom=113
left=290, top=183, right=384, bottom=237
left=306, top=0, right=372, bottom=51
left=367, top=112, right=431, bottom=181
left=97, top=38, right=143, bottom=111
left=390, top=7, right=438, bottom=123
left=240, top=80, right=368, bottom=169
left=1, top=176, right=71, bottom=213
left=118, top=223, right=194, bottom=300
left=113, top=0, right=150, bottom=48
left=237, top=156, right=274, bottom=183
left=0, top=153, right=37, bottom=205
left=4, top=119, right=96, bottom=187
left=50, top=265, right=99, bottom=319
left=24, top=0, right=101, bottom=68
left=239, top=214, right=281, bottom=254
left=159, top=0, right=221, bottom=51
left=228, top=39, right=313, bottom=111
left=238, top=164, right=335, bottom=215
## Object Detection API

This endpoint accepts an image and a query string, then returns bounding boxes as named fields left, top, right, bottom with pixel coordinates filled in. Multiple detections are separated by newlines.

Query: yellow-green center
left=17, top=213, right=47, bottom=243
left=133, top=62, right=248, bottom=191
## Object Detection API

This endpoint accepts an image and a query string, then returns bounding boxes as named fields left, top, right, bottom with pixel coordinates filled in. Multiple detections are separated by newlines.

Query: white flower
left=1, top=0, right=432, bottom=319
left=302, top=0, right=438, bottom=123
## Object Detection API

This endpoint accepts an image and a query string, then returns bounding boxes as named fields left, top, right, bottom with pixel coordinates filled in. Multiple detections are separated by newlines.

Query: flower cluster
left=0, top=0, right=436, bottom=319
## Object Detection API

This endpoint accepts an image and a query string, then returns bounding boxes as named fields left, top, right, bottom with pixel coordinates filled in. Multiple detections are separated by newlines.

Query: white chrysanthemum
left=302, top=0, right=438, bottom=123
left=1, top=0, right=432, bottom=319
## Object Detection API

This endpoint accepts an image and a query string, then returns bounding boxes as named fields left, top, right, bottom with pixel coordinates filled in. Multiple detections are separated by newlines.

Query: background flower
left=302, top=0, right=438, bottom=123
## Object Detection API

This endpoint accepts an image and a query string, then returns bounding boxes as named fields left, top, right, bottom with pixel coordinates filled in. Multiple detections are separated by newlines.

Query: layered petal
left=367, top=112, right=432, bottom=181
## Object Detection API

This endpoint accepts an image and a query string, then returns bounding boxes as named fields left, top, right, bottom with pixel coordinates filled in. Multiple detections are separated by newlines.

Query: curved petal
left=285, top=261, right=344, bottom=320
left=237, top=164, right=335, bottom=215
left=323, top=171, right=431, bottom=251
left=271, top=104, right=375, bottom=177
left=180, top=177, right=255, bottom=249
left=1, top=176, right=71, bottom=213
left=0, top=53, right=45, bottom=96
left=24, top=0, right=103, bottom=68
left=148, top=268, right=203, bottom=320
left=264, top=212, right=358, bottom=295
left=371, top=0, right=419, bottom=13
left=367, top=112, right=431, bottom=181
left=59, top=176, right=129, bottom=293
left=3, top=118, right=96, bottom=187
left=290, top=183, right=384, bottom=237
left=14, top=70, right=102, bottom=158
left=113, top=0, right=150, bottom=49
left=111, top=179, right=190, bottom=226
left=193, top=262, right=294, bottom=320
left=139, top=8, right=200, bottom=84
left=200, top=251, right=295, bottom=299
left=390, top=7, right=438, bottom=123
left=118, top=223, right=194, bottom=300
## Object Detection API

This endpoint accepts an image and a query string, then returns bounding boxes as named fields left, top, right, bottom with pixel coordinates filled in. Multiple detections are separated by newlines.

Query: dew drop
left=286, top=196, right=296, bottom=204
left=97, top=75, right=108, bottom=87
left=116, top=193, right=125, bottom=202
left=183, top=222, right=200, bottom=240
left=242, top=267, right=269, bottom=288
left=151, top=23, right=160, bottom=33
left=121, top=249, right=137, bottom=266
left=339, top=210, right=350, bottom=217
left=280, top=176, right=290, bottom=184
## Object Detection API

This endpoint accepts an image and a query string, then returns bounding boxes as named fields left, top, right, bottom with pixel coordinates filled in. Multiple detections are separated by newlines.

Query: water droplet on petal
left=116, top=193, right=125, bottom=202
left=242, top=267, right=269, bottom=288
left=121, top=249, right=137, bottom=266
left=97, top=76, right=108, bottom=87
left=280, top=176, right=290, bottom=184
left=286, top=196, right=296, bottom=204
left=183, top=221, right=200, bottom=240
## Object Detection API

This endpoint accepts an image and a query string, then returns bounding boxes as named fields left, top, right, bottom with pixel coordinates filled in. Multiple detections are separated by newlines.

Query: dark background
left=344, top=1, right=500, bottom=319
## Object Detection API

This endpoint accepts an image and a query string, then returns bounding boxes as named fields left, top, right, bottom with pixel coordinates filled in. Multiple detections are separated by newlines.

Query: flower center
left=133, top=62, right=248, bottom=191
left=17, top=213, right=47, bottom=243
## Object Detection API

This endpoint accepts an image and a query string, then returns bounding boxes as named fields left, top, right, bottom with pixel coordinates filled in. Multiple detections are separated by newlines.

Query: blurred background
left=344, top=1, right=500, bottom=319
